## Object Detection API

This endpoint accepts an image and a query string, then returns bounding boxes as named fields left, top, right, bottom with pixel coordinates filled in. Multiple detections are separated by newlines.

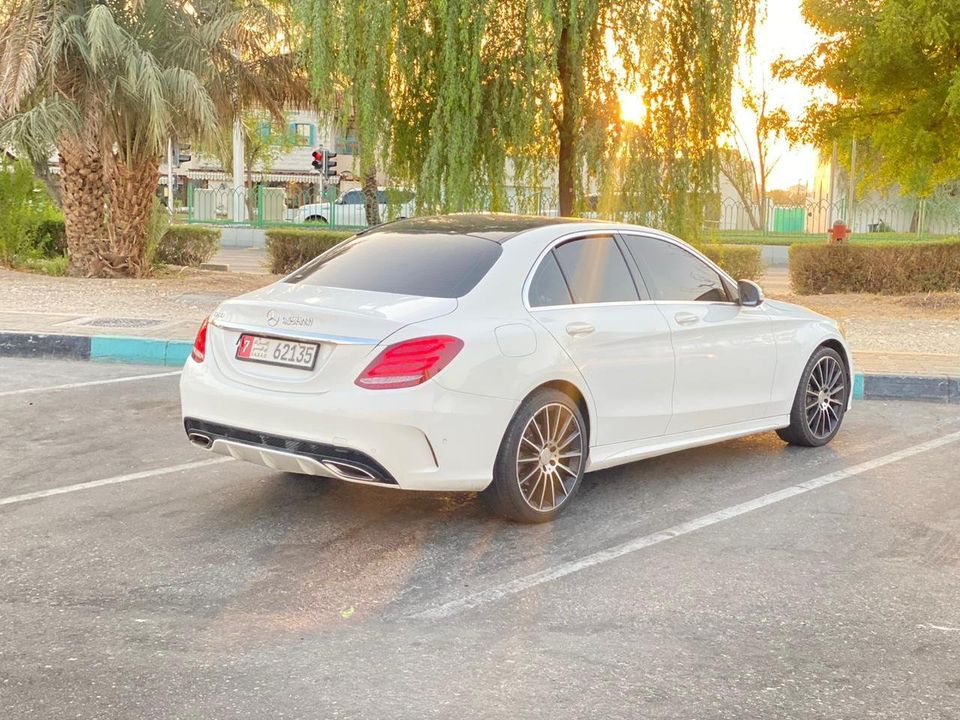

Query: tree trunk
left=556, top=24, right=577, bottom=218
left=362, top=167, right=380, bottom=226
left=96, top=157, right=160, bottom=278
left=58, top=140, right=107, bottom=276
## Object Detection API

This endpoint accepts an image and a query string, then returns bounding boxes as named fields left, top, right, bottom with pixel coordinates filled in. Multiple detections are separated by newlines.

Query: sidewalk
left=0, top=265, right=956, bottom=391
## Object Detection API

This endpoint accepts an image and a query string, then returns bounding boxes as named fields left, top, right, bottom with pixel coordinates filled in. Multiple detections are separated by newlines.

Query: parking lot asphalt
left=2, top=357, right=960, bottom=719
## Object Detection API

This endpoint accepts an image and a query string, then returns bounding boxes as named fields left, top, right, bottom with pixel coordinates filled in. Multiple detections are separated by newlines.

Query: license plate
left=236, top=334, right=319, bottom=370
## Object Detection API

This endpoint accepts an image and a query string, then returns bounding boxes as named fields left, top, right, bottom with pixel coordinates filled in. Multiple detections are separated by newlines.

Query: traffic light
left=311, top=149, right=323, bottom=172
left=177, top=143, right=191, bottom=164
left=322, top=149, right=337, bottom=178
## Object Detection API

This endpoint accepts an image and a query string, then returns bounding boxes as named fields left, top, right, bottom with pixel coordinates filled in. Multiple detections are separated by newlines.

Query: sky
left=733, top=0, right=823, bottom=189
left=618, top=0, right=823, bottom=191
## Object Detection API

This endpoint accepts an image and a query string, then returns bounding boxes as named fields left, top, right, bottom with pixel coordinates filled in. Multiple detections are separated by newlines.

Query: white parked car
left=293, top=188, right=415, bottom=226
left=181, top=215, right=852, bottom=522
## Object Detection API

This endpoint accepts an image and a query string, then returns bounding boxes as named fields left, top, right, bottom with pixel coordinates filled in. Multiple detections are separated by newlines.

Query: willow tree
left=294, top=0, right=757, bottom=222
left=294, top=0, right=394, bottom=224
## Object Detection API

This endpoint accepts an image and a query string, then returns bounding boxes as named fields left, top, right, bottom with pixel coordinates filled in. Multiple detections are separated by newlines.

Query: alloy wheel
left=516, top=403, right=584, bottom=512
left=805, top=355, right=845, bottom=438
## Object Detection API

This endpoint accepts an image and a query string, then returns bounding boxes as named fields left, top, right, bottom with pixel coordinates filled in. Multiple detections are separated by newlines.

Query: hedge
left=266, top=227, right=354, bottom=274
left=699, top=244, right=763, bottom=281
left=155, top=225, right=222, bottom=267
left=34, top=218, right=67, bottom=256
left=789, top=241, right=960, bottom=294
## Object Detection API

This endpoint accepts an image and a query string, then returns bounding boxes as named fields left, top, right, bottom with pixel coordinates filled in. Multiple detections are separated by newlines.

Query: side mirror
left=737, top=279, right=764, bottom=307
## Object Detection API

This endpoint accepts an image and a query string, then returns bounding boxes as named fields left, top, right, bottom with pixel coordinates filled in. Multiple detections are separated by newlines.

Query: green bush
left=33, top=218, right=67, bottom=256
left=0, top=159, right=62, bottom=264
left=699, top=244, right=763, bottom=281
left=17, top=255, right=68, bottom=276
left=154, top=225, right=221, bottom=267
left=789, top=241, right=960, bottom=294
left=266, top=227, right=354, bottom=274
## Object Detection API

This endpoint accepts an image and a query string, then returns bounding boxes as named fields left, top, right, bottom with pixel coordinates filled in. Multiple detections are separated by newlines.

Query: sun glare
left=619, top=89, right=647, bottom=126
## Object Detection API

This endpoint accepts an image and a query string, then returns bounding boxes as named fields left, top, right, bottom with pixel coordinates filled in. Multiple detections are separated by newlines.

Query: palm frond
left=0, top=94, right=81, bottom=157
left=0, top=1, right=50, bottom=119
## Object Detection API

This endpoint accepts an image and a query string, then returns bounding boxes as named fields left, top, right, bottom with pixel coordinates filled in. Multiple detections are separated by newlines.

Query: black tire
left=482, top=388, right=587, bottom=523
left=777, top=346, right=849, bottom=447
left=304, top=215, right=328, bottom=225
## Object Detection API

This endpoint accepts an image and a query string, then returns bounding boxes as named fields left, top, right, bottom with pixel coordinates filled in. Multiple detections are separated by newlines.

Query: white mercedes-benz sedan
left=180, top=214, right=852, bottom=522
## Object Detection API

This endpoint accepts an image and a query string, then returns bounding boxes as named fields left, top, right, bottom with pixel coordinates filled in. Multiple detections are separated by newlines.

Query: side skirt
left=586, top=415, right=791, bottom=472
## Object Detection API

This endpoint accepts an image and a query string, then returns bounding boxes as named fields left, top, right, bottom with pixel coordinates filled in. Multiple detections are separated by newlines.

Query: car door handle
left=674, top=312, right=700, bottom=326
left=565, top=322, right=595, bottom=337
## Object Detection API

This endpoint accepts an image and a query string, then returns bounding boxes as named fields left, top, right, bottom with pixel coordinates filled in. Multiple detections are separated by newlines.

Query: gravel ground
left=0, top=266, right=275, bottom=323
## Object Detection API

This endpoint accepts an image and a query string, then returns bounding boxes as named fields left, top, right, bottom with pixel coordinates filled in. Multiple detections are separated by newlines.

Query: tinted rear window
left=286, top=232, right=502, bottom=298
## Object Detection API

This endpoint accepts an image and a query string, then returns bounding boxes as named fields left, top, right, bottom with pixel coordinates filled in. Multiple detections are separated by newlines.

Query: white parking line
left=0, top=457, right=233, bottom=508
left=0, top=370, right=181, bottom=397
left=414, top=429, right=960, bottom=620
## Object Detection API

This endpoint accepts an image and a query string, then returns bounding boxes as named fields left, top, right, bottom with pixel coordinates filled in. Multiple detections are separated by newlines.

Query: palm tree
left=0, top=0, right=305, bottom=277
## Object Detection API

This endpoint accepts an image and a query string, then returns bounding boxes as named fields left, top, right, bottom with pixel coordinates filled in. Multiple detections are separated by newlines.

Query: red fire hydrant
left=828, top=220, right=851, bottom=245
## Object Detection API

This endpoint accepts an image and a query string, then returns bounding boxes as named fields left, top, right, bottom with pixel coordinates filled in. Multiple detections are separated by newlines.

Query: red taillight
left=355, top=335, right=463, bottom=390
left=191, top=316, right=209, bottom=363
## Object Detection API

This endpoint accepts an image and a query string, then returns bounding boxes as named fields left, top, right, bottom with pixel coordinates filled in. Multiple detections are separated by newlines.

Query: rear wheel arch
left=524, top=380, right=591, bottom=448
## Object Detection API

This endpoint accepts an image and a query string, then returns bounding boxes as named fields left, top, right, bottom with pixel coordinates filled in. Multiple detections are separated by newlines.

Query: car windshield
left=285, top=231, right=502, bottom=298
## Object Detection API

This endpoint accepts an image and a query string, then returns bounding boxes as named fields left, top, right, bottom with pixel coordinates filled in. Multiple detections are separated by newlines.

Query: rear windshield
left=285, top=232, right=502, bottom=298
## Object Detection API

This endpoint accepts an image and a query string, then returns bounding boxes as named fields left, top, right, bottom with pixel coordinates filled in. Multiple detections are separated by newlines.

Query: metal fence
left=707, top=195, right=960, bottom=242
left=185, top=182, right=561, bottom=230
left=185, top=180, right=960, bottom=242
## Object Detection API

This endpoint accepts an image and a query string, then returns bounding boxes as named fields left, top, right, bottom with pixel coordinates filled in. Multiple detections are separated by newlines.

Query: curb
left=0, top=331, right=957, bottom=403
left=0, top=332, right=192, bottom=367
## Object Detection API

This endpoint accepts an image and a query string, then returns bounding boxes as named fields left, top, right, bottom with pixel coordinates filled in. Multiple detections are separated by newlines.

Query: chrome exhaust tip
left=188, top=432, right=213, bottom=449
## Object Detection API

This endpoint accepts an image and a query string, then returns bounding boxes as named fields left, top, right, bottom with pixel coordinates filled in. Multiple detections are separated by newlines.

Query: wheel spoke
left=554, top=471, right=568, bottom=496
left=557, top=430, right=580, bottom=450
left=519, top=465, right=539, bottom=486
left=554, top=411, right=573, bottom=444
left=521, top=435, right=540, bottom=451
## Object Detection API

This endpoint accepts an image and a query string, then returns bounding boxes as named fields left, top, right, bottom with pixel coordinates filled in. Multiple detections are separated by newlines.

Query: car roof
left=358, top=213, right=589, bottom=243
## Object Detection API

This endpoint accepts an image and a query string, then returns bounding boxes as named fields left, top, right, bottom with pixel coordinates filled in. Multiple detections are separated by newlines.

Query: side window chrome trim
left=523, top=230, right=641, bottom=310
left=618, top=230, right=737, bottom=290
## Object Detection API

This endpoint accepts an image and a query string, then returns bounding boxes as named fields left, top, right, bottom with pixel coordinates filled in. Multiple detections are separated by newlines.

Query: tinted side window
left=289, top=232, right=502, bottom=298
left=340, top=190, right=364, bottom=205
left=553, top=236, right=639, bottom=304
left=623, top=236, right=727, bottom=302
left=529, top=253, right=572, bottom=307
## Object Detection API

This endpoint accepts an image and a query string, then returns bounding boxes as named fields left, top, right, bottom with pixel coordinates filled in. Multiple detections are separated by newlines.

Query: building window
left=292, top=123, right=313, bottom=147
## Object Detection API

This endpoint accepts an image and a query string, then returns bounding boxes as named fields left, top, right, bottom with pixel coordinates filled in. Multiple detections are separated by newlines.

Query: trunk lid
left=209, top=282, right=457, bottom=393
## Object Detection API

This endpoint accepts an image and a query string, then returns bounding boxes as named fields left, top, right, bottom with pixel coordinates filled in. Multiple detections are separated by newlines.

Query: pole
left=847, top=137, right=857, bottom=228
left=828, top=140, right=838, bottom=225
left=232, top=117, right=245, bottom=223
left=166, top=139, right=175, bottom=212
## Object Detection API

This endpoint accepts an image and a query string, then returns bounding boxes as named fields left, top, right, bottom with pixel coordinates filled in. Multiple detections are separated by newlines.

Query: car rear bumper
left=179, top=357, right=517, bottom=491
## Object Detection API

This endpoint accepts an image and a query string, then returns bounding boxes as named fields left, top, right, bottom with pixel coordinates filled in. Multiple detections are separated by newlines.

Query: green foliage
left=780, top=0, right=960, bottom=194
left=144, top=199, right=173, bottom=267
left=266, top=228, right=354, bottom=274
left=789, top=241, right=960, bottom=294
left=0, top=159, right=62, bottom=264
left=34, top=218, right=67, bottom=256
left=294, top=0, right=758, bottom=230
left=17, top=255, right=68, bottom=275
left=154, top=225, right=222, bottom=267
left=699, top=244, right=763, bottom=281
